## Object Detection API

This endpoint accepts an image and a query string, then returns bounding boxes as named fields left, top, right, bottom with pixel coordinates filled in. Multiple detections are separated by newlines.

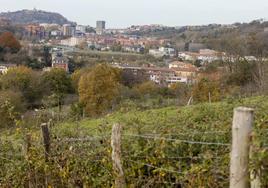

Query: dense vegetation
left=1, top=96, right=268, bottom=187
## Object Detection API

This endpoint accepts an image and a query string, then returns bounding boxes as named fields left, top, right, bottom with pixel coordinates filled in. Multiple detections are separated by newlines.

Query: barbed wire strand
left=123, top=134, right=231, bottom=146
left=56, top=135, right=110, bottom=143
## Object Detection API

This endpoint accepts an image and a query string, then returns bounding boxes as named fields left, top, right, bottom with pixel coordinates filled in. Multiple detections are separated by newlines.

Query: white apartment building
left=149, top=47, right=176, bottom=58
left=61, top=37, right=86, bottom=47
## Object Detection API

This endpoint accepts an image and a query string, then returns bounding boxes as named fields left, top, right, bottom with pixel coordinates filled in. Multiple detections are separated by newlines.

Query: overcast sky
left=1, top=0, right=268, bottom=28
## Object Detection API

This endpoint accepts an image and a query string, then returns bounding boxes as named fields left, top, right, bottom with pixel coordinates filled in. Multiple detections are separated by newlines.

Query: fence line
left=123, top=155, right=226, bottom=160
left=141, top=131, right=230, bottom=136
left=57, top=135, right=110, bottom=143
left=1, top=106, right=262, bottom=187
left=123, top=134, right=231, bottom=146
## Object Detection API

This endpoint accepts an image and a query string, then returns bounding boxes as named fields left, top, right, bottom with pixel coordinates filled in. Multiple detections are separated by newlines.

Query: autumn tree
left=192, top=78, right=221, bottom=103
left=0, top=32, right=21, bottom=53
left=71, top=67, right=91, bottom=93
left=0, top=66, right=41, bottom=107
left=41, top=68, right=72, bottom=111
left=78, top=64, right=121, bottom=116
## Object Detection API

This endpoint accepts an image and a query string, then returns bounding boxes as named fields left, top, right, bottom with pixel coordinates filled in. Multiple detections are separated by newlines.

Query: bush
left=0, top=66, right=42, bottom=107
left=133, top=81, right=159, bottom=98
left=0, top=90, right=25, bottom=127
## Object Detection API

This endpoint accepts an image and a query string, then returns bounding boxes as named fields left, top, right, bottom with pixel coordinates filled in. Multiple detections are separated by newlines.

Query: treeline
left=0, top=30, right=268, bottom=128
left=0, top=67, right=73, bottom=126
left=1, top=59, right=266, bottom=128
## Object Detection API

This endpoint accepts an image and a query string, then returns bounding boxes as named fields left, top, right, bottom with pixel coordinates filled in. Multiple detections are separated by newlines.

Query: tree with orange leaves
left=0, top=32, right=21, bottom=53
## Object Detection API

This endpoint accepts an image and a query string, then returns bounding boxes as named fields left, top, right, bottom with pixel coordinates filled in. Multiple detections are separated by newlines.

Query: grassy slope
left=53, top=96, right=268, bottom=138
left=1, top=96, right=268, bottom=187
left=50, top=95, right=268, bottom=187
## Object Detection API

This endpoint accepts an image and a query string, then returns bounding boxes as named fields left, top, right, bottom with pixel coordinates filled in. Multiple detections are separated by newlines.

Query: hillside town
left=1, top=3, right=268, bottom=187
left=0, top=16, right=257, bottom=87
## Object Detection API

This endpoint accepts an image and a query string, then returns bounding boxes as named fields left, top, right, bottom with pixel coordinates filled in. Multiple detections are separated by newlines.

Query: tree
left=41, top=68, right=72, bottom=111
left=121, top=69, right=148, bottom=87
left=78, top=64, right=121, bottom=116
left=192, top=78, right=221, bottom=103
left=0, top=66, right=41, bottom=107
left=133, top=81, right=159, bottom=98
left=0, top=32, right=21, bottom=53
left=71, top=68, right=90, bottom=93
left=170, top=82, right=191, bottom=104
left=246, top=32, right=268, bottom=92
left=43, top=46, right=52, bottom=67
left=225, top=60, right=256, bottom=86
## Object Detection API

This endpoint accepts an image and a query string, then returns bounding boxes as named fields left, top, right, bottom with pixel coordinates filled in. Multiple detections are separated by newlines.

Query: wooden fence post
left=230, top=107, right=254, bottom=188
left=187, top=96, right=193, bottom=106
left=41, top=123, right=50, bottom=161
left=111, top=123, right=126, bottom=188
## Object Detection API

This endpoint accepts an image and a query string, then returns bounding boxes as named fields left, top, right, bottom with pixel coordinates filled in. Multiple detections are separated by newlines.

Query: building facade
left=96, top=21, right=106, bottom=35
left=62, top=24, right=75, bottom=36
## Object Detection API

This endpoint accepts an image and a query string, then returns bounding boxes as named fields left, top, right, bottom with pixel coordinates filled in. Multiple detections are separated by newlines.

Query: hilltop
left=0, top=9, right=75, bottom=25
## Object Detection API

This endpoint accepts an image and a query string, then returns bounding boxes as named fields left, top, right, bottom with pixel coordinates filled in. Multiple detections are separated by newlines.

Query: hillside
left=1, top=96, right=268, bottom=187
left=132, top=19, right=268, bottom=54
left=0, top=9, right=74, bottom=25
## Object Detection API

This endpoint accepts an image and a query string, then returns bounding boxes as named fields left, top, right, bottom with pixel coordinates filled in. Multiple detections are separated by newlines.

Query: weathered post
left=187, top=96, right=193, bottom=106
left=111, top=123, right=126, bottom=188
left=230, top=107, right=254, bottom=188
left=41, top=123, right=50, bottom=161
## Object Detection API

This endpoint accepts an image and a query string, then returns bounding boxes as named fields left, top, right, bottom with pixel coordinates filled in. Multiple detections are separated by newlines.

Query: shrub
left=0, top=90, right=24, bottom=127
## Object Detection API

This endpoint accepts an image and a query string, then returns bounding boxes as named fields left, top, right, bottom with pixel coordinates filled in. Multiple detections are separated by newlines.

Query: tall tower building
left=96, top=21, right=106, bottom=35
left=62, top=24, right=75, bottom=36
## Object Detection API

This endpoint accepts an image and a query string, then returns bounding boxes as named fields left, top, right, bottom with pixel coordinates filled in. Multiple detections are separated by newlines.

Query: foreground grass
left=53, top=95, right=268, bottom=138
left=1, top=95, right=268, bottom=187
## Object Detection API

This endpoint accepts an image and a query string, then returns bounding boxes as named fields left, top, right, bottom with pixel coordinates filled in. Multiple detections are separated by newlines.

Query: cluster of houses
left=59, top=34, right=168, bottom=53
left=149, top=47, right=176, bottom=58
left=178, top=49, right=224, bottom=63
left=22, top=22, right=230, bottom=63
left=22, top=22, right=171, bottom=55
left=114, top=61, right=199, bottom=86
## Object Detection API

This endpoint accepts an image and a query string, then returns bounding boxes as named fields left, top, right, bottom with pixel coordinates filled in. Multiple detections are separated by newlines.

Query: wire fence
left=1, top=108, right=267, bottom=187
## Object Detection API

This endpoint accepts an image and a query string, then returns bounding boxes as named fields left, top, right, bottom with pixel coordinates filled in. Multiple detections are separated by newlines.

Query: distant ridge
left=0, top=9, right=75, bottom=25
